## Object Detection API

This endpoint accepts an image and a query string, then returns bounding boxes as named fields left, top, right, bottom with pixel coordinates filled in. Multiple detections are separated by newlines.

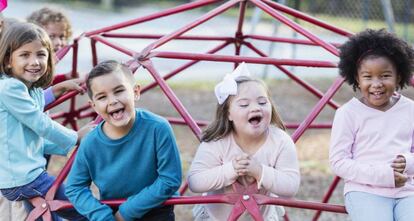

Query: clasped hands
left=392, top=155, right=408, bottom=188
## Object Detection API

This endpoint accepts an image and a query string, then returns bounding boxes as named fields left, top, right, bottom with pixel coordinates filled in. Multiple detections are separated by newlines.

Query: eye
left=96, top=95, right=106, bottom=100
left=114, top=88, right=125, bottom=94
left=258, top=101, right=268, bottom=106
left=38, top=52, right=47, bottom=57
left=239, top=104, right=248, bottom=108
left=19, top=53, right=29, bottom=57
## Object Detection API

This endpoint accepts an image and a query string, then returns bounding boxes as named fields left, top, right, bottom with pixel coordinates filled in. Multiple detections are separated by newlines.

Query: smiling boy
left=65, top=60, right=182, bottom=221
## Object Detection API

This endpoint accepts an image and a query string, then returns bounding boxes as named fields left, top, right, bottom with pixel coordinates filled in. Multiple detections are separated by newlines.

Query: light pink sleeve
left=258, top=133, right=300, bottom=197
left=187, top=141, right=238, bottom=193
left=329, top=108, right=395, bottom=188
left=400, top=130, right=414, bottom=176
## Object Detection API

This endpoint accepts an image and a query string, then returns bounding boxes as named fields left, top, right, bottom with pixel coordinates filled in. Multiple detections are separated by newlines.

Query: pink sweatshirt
left=330, top=95, right=414, bottom=198
left=188, top=126, right=300, bottom=221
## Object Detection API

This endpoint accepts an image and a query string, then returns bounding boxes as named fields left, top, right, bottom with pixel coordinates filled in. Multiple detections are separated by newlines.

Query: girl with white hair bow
left=187, top=63, right=300, bottom=221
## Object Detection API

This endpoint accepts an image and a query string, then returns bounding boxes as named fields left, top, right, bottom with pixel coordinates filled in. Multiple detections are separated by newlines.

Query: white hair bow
left=214, top=62, right=251, bottom=104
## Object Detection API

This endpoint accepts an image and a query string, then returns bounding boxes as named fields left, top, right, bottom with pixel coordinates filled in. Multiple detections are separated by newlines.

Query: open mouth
left=25, top=69, right=42, bottom=74
left=370, top=91, right=385, bottom=98
left=108, top=108, right=125, bottom=120
left=248, top=115, right=262, bottom=125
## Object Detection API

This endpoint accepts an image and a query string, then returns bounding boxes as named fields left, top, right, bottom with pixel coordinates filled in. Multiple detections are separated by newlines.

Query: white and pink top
left=188, top=126, right=300, bottom=221
left=330, top=95, right=414, bottom=198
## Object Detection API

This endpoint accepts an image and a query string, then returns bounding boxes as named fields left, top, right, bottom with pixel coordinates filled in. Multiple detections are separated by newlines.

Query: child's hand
left=114, top=211, right=125, bottom=221
left=391, top=155, right=406, bottom=173
left=52, top=78, right=85, bottom=98
left=232, top=154, right=250, bottom=176
left=394, top=171, right=408, bottom=188
left=76, top=122, right=97, bottom=144
left=244, top=157, right=262, bottom=181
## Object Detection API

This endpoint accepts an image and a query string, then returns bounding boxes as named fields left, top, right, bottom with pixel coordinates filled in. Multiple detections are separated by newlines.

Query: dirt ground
left=48, top=77, right=414, bottom=221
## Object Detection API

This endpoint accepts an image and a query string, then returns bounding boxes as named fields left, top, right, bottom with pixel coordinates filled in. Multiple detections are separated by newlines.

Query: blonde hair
left=27, top=7, right=72, bottom=40
left=201, top=76, right=286, bottom=142
left=0, top=22, right=55, bottom=88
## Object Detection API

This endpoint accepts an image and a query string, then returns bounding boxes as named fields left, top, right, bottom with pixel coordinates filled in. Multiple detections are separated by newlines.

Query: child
left=27, top=7, right=74, bottom=84
left=329, top=29, right=414, bottom=221
left=0, top=22, right=93, bottom=221
left=65, top=60, right=182, bottom=221
left=187, top=63, right=300, bottom=221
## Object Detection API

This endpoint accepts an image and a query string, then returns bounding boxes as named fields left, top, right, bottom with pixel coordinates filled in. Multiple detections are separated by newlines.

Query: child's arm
left=65, top=143, right=115, bottom=221
left=257, top=134, right=300, bottom=197
left=43, top=122, right=96, bottom=155
left=0, top=79, right=77, bottom=151
left=117, top=122, right=181, bottom=220
left=187, top=141, right=239, bottom=193
left=329, top=109, right=395, bottom=187
left=43, top=87, right=55, bottom=106
left=51, top=78, right=85, bottom=99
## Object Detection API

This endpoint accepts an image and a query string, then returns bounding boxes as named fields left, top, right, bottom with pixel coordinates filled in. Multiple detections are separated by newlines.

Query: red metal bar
left=45, top=90, right=82, bottom=111
left=92, top=35, right=135, bottom=57
left=243, top=41, right=340, bottom=109
left=262, top=0, right=353, bottom=37
left=91, top=38, right=98, bottom=66
left=250, top=0, right=339, bottom=56
left=141, top=0, right=240, bottom=55
left=166, top=116, right=332, bottom=129
left=102, top=33, right=234, bottom=41
left=246, top=34, right=341, bottom=47
left=152, top=51, right=337, bottom=67
left=141, top=41, right=231, bottom=93
left=140, top=60, right=202, bottom=138
left=85, top=0, right=221, bottom=36
left=233, top=1, right=247, bottom=68
left=312, top=176, right=342, bottom=221
left=291, top=76, right=345, bottom=142
left=55, top=45, right=72, bottom=62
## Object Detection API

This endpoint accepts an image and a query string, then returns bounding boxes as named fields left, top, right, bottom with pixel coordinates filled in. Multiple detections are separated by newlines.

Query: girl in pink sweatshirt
left=188, top=63, right=300, bottom=221
left=330, top=29, right=414, bottom=221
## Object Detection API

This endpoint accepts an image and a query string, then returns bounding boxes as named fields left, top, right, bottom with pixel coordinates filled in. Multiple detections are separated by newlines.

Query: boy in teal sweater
left=65, top=60, right=182, bottom=221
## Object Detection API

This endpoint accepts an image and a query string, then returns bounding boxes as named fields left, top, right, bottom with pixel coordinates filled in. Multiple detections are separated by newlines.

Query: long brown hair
left=0, top=22, right=55, bottom=88
left=201, top=76, right=286, bottom=142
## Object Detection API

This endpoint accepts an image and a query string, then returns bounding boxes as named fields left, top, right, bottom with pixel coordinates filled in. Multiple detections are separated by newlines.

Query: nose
left=250, top=103, right=261, bottom=112
left=30, top=56, right=40, bottom=66
left=53, top=39, right=63, bottom=52
left=108, top=95, right=119, bottom=106
left=372, top=78, right=383, bottom=88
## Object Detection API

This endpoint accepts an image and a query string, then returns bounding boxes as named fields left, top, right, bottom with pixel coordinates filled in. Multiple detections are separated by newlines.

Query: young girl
left=0, top=22, right=91, bottom=221
left=27, top=7, right=74, bottom=84
left=187, top=63, right=300, bottom=221
left=329, top=29, right=414, bottom=221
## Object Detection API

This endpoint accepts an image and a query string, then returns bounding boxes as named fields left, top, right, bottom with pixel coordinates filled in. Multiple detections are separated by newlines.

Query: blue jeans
left=137, top=205, right=175, bottom=221
left=0, top=171, right=86, bottom=221
left=345, top=191, right=414, bottom=221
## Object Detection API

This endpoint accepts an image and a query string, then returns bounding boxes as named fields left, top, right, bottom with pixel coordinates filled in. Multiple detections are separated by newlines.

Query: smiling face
left=44, top=21, right=67, bottom=53
left=7, top=40, right=48, bottom=88
left=89, top=71, right=140, bottom=137
left=357, top=56, right=399, bottom=111
left=228, top=81, right=272, bottom=139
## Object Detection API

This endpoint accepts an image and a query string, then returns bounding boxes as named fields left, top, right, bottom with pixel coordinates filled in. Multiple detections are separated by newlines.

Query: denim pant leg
left=1, top=172, right=86, bottom=221
left=345, top=191, right=394, bottom=221
left=394, top=195, right=414, bottom=221
left=137, top=205, right=175, bottom=221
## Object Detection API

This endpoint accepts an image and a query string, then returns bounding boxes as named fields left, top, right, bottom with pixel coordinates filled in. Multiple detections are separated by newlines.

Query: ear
left=133, top=84, right=141, bottom=101
left=88, top=99, right=96, bottom=111
left=228, top=112, right=233, bottom=122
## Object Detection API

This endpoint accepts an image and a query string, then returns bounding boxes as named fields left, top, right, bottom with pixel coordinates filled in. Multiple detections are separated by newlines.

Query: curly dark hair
left=338, top=29, right=414, bottom=91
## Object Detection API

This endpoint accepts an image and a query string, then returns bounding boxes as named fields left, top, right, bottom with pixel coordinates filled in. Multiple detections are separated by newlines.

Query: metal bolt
left=243, top=195, right=250, bottom=201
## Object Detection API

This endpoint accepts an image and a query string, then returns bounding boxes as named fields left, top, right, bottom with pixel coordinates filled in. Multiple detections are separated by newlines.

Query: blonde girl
left=188, top=63, right=300, bottom=221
